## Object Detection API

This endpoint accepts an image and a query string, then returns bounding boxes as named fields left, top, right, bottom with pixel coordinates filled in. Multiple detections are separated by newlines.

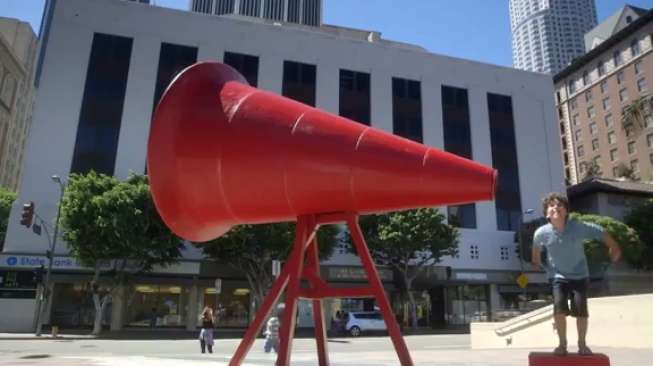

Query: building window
left=631, top=39, right=641, bottom=57
left=578, top=145, right=585, bottom=157
left=153, top=43, right=198, bottom=114
left=392, top=77, right=423, bottom=142
left=631, top=159, right=639, bottom=173
left=645, top=115, right=653, bottom=128
left=572, top=114, right=579, bottom=126
left=605, top=113, right=613, bottom=128
left=589, top=122, right=598, bottom=135
left=579, top=162, right=586, bottom=174
left=239, top=0, right=261, bottom=17
left=635, top=61, right=642, bottom=75
left=282, top=60, right=316, bottom=106
left=70, top=33, right=133, bottom=175
left=470, top=245, right=480, bottom=260
left=628, top=141, right=636, bottom=155
left=587, top=106, right=595, bottom=119
left=562, top=137, right=568, bottom=150
left=613, top=50, right=623, bottom=67
left=575, top=129, right=582, bottom=141
left=600, top=80, right=608, bottom=93
left=570, top=98, right=577, bottom=110
left=647, top=133, right=653, bottom=148
left=487, top=93, right=522, bottom=231
left=612, top=166, right=620, bottom=178
left=223, top=51, right=259, bottom=87
left=610, top=148, right=618, bottom=162
left=500, top=247, right=509, bottom=261
left=608, top=131, right=616, bottom=144
left=560, top=122, right=566, bottom=134
left=339, top=69, right=371, bottom=125
left=442, top=85, right=476, bottom=228
left=592, top=138, right=599, bottom=151
left=617, top=71, right=625, bottom=84
left=619, top=88, right=629, bottom=102
left=638, top=78, right=648, bottom=93
left=582, top=70, right=589, bottom=86
left=597, top=61, right=605, bottom=77
left=602, top=97, right=610, bottom=111
left=585, top=90, right=592, bottom=102
left=650, top=153, right=653, bottom=166
left=569, top=80, right=576, bottom=94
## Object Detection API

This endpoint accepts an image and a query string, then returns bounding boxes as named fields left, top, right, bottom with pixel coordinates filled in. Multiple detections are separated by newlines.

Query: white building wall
left=4, top=0, right=561, bottom=275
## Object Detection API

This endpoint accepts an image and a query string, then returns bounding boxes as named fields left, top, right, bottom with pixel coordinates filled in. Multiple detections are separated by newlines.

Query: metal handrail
left=493, top=304, right=553, bottom=336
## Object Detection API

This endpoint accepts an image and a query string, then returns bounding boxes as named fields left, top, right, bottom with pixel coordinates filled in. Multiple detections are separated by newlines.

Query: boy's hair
left=542, top=192, right=569, bottom=217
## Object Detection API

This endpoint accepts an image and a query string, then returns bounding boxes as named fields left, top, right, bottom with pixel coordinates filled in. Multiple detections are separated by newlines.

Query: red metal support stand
left=228, top=213, right=414, bottom=366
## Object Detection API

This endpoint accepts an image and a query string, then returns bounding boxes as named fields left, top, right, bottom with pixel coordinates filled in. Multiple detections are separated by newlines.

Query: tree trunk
left=402, top=274, right=418, bottom=329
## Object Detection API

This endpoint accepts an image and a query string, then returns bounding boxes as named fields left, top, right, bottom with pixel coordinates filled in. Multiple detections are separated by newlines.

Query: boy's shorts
left=550, top=278, right=589, bottom=318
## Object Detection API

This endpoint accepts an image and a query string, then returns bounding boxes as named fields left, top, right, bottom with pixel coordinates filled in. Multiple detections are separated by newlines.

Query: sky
left=1, top=0, right=652, bottom=67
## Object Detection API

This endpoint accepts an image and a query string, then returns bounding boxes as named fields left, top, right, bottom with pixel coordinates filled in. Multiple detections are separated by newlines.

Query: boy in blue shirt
left=532, top=193, right=621, bottom=356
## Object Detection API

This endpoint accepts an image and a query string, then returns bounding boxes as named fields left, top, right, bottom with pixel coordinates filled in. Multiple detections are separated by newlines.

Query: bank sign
left=0, top=254, right=200, bottom=274
left=1, top=254, right=91, bottom=270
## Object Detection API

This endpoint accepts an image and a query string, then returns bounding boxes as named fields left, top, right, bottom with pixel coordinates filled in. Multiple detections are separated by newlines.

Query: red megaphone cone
left=147, top=62, right=496, bottom=242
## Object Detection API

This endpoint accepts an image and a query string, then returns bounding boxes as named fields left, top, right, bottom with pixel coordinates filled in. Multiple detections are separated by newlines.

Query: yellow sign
left=516, top=273, right=529, bottom=289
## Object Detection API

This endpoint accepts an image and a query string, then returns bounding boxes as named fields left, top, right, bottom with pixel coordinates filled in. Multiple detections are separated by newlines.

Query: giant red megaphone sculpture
left=148, top=62, right=496, bottom=366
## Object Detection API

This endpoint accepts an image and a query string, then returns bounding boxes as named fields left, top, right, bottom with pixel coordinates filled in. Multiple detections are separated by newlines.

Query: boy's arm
left=603, top=231, right=622, bottom=263
left=532, top=245, right=542, bottom=269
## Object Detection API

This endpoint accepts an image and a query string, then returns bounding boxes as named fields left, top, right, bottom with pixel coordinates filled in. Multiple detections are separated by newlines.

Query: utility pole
left=35, top=175, right=65, bottom=336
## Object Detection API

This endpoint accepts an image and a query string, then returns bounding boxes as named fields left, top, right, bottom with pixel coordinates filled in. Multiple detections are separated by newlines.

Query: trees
left=580, top=160, right=602, bottom=181
left=613, top=162, right=638, bottom=181
left=0, top=187, right=17, bottom=249
left=199, top=222, right=339, bottom=311
left=60, top=172, right=182, bottom=334
left=355, top=209, right=459, bottom=328
left=620, top=93, right=653, bottom=136
left=569, top=213, right=645, bottom=275
left=624, top=199, right=653, bottom=270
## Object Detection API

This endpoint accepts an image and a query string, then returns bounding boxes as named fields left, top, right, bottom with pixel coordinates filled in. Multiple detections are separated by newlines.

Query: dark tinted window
left=442, top=85, right=476, bottom=228
left=339, top=69, right=370, bottom=125
left=153, top=42, right=198, bottom=114
left=224, top=51, right=259, bottom=87
left=282, top=60, right=316, bottom=106
left=487, top=93, right=523, bottom=231
left=287, top=0, right=300, bottom=22
left=70, top=33, right=133, bottom=175
left=392, top=77, right=422, bottom=142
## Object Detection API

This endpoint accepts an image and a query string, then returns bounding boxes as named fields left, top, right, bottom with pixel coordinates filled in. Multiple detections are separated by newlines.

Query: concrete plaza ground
left=1, top=333, right=651, bottom=365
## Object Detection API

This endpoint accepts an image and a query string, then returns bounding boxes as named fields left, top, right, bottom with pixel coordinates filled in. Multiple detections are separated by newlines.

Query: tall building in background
left=191, top=0, right=322, bottom=26
left=510, top=0, right=597, bottom=74
left=554, top=8, right=652, bottom=185
left=0, top=18, right=38, bottom=191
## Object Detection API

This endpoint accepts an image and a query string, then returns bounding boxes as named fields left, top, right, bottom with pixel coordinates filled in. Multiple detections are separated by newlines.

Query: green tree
left=613, top=162, right=638, bottom=181
left=0, top=187, right=17, bottom=249
left=569, top=212, right=645, bottom=275
left=199, top=222, right=338, bottom=311
left=355, top=209, right=459, bottom=329
left=624, top=199, right=653, bottom=270
left=620, top=93, right=653, bottom=137
left=61, top=172, right=183, bottom=334
left=581, top=160, right=602, bottom=181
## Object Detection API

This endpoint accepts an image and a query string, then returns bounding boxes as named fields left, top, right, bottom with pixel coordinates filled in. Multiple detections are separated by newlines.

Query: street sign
left=516, top=273, right=529, bottom=289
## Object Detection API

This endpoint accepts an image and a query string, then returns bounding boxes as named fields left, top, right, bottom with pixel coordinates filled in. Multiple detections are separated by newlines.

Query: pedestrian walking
left=198, top=306, right=216, bottom=354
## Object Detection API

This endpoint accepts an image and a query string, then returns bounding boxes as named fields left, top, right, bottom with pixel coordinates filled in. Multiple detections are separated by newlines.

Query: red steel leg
left=307, top=237, right=329, bottom=366
left=276, top=216, right=317, bottom=366
left=347, top=214, right=414, bottom=366
left=228, top=217, right=312, bottom=366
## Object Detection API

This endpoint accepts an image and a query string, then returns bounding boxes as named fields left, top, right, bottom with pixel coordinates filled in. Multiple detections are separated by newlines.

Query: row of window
left=71, top=33, right=524, bottom=232
left=568, top=35, right=648, bottom=94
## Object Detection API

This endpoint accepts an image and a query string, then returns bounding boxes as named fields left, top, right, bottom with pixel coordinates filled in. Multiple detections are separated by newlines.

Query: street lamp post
left=35, top=175, right=65, bottom=336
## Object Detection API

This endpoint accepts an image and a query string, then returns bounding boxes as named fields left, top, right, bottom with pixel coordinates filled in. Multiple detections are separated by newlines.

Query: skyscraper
left=510, top=0, right=597, bottom=74
left=191, top=0, right=322, bottom=27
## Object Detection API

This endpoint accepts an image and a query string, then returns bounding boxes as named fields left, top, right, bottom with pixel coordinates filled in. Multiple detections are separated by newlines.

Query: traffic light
left=20, top=202, right=35, bottom=228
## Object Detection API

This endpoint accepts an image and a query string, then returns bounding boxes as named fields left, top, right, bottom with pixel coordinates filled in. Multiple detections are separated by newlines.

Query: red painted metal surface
left=147, top=62, right=499, bottom=366
left=147, top=62, right=497, bottom=243
left=529, top=352, right=610, bottom=366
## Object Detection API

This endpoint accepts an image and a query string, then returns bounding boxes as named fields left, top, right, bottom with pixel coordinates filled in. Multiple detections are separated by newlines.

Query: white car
left=344, top=311, right=387, bottom=337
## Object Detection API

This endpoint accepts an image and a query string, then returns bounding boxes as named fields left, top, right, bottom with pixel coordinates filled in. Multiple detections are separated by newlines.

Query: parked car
left=344, top=311, right=387, bottom=337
